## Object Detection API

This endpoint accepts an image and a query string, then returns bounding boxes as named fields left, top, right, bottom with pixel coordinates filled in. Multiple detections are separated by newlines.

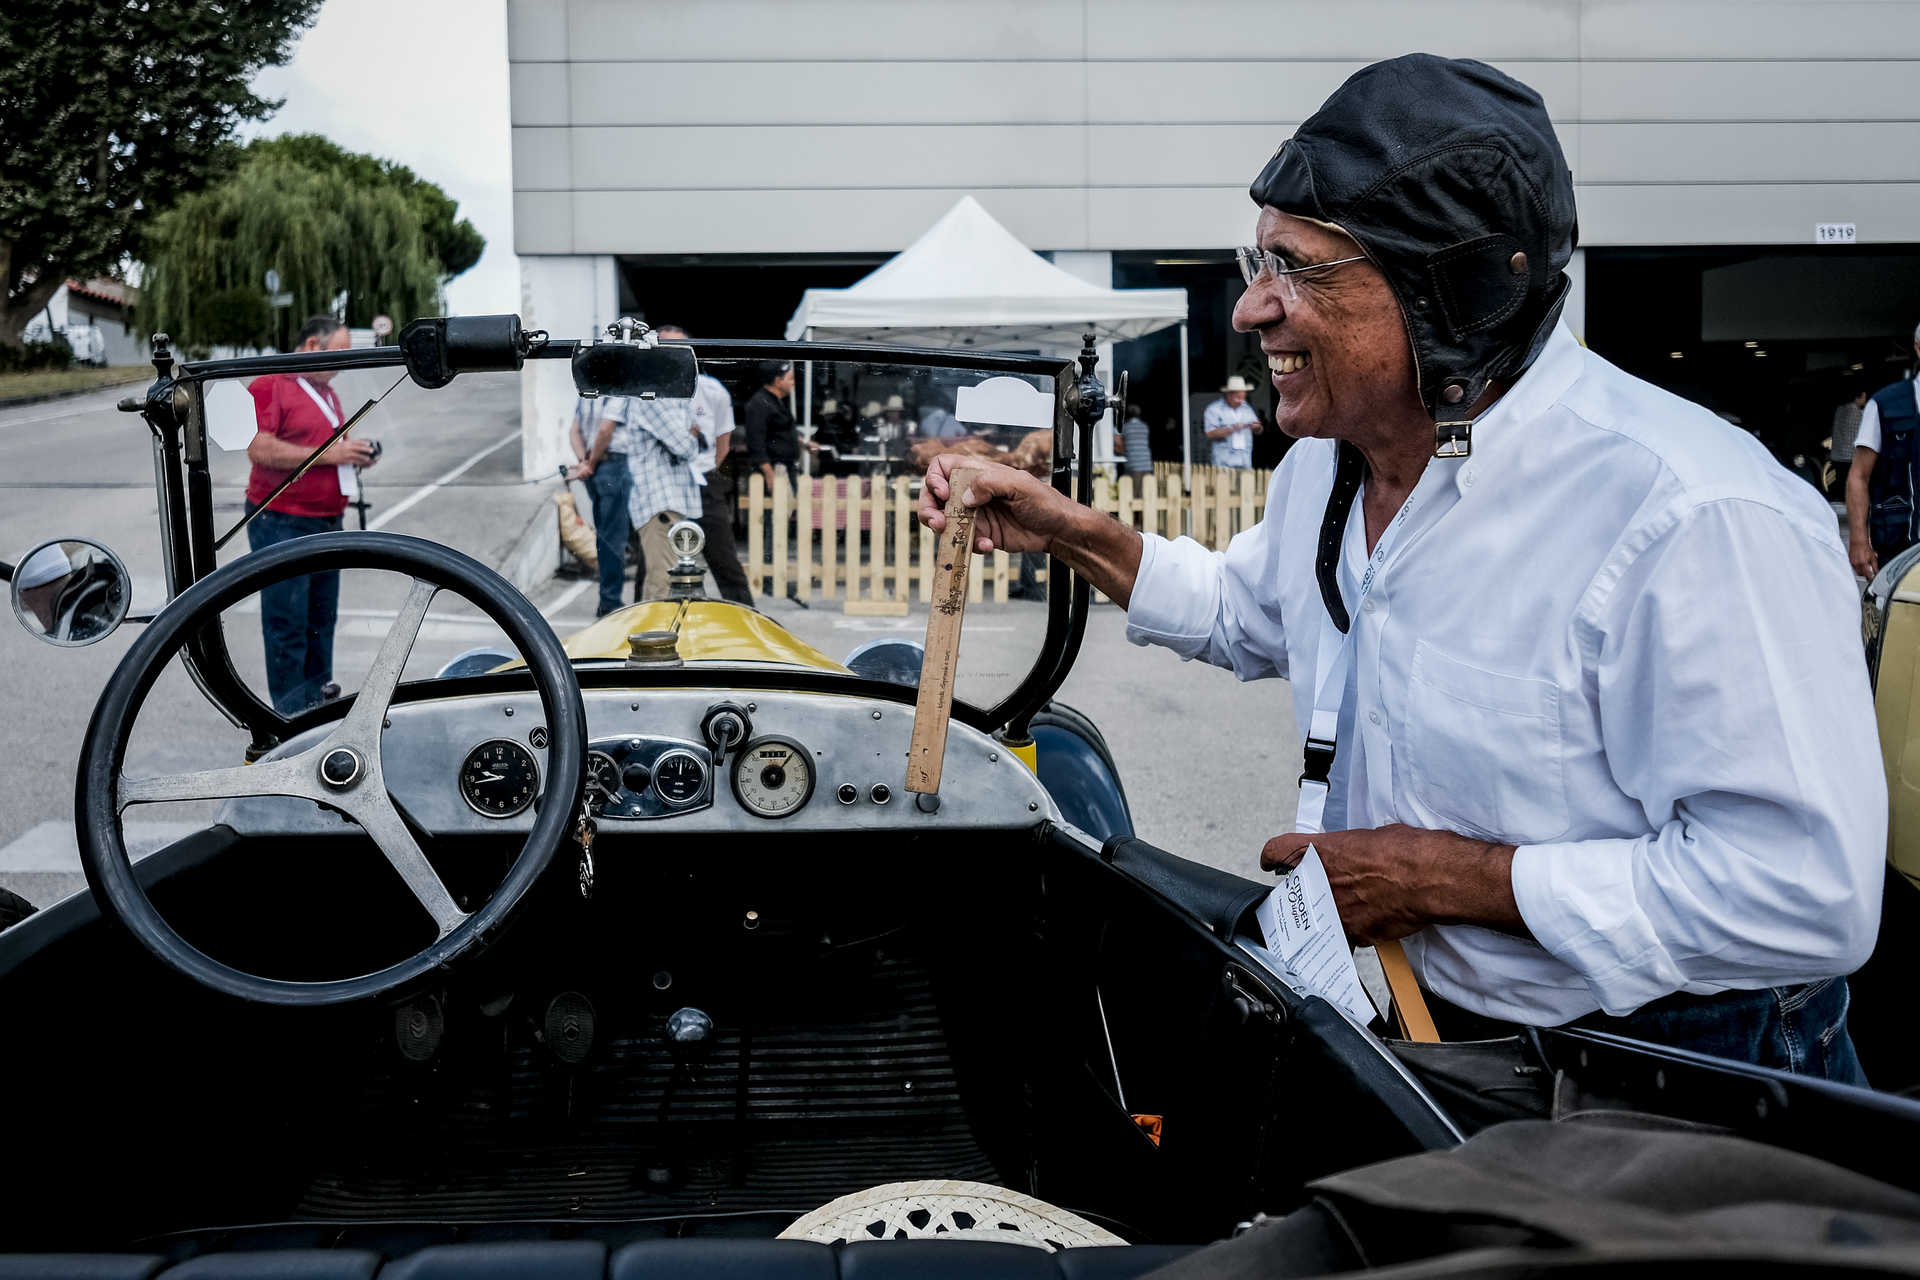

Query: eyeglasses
left=1234, top=246, right=1368, bottom=298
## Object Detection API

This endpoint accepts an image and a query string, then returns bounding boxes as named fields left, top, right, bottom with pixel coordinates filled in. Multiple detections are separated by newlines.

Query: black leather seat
left=0, top=1239, right=1198, bottom=1279
left=379, top=1241, right=606, bottom=1279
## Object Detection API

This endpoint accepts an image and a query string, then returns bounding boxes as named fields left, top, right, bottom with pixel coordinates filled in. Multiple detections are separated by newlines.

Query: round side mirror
left=10, top=538, right=132, bottom=647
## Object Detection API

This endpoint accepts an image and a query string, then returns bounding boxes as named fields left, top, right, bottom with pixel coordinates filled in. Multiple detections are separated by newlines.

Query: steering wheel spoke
left=351, top=790, right=469, bottom=938
left=118, top=754, right=316, bottom=809
left=338, top=578, right=438, bottom=742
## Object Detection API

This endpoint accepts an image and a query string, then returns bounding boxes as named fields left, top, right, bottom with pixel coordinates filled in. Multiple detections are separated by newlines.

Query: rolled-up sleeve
left=1125, top=473, right=1291, bottom=681
left=1511, top=498, right=1885, bottom=1014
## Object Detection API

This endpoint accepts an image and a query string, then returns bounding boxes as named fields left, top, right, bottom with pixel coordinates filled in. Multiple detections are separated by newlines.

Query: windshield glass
left=166, top=350, right=1069, bottom=722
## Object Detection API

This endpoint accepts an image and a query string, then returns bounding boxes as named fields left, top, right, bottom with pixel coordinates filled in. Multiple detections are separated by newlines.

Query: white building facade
left=507, top=0, right=1920, bottom=477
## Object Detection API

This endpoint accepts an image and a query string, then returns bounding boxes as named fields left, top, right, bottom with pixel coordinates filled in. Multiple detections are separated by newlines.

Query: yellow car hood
left=558, top=600, right=847, bottom=672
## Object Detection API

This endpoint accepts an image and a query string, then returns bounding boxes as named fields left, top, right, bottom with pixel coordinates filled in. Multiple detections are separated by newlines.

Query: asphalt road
left=0, top=375, right=1298, bottom=908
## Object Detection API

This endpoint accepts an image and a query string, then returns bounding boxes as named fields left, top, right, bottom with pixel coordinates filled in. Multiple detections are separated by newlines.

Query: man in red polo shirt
left=244, top=315, right=378, bottom=714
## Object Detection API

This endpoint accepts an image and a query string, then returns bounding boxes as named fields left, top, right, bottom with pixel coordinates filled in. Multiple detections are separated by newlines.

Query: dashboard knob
left=622, top=762, right=652, bottom=794
left=702, top=702, right=753, bottom=755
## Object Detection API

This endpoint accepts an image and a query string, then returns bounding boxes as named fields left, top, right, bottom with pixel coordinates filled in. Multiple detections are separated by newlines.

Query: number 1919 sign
left=1815, top=222, right=1858, bottom=245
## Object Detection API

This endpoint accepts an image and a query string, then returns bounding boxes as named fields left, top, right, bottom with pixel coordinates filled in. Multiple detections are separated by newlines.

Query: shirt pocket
left=1403, top=640, right=1570, bottom=845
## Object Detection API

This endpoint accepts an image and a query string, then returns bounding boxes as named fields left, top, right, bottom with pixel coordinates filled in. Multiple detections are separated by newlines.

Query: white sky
left=241, top=0, right=519, bottom=317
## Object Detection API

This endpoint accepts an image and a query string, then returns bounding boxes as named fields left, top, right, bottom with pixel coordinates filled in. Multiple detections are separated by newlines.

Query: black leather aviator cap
left=1249, top=54, right=1578, bottom=438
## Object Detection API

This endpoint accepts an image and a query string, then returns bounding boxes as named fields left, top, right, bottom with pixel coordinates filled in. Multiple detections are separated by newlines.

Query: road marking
left=0, top=390, right=131, bottom=430
left=544, top=579, right=593, bottom=618
left=366, top=430, right=520, bottom=531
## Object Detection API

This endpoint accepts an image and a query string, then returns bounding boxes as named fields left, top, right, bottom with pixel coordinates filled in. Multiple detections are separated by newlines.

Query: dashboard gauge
left=585, top=750, right=622, bottom=814
left=652, top=749, right=707, bottom=807
left=732, top=736, right=814, bottom=819
left=460, top=739, right=539, bottom=817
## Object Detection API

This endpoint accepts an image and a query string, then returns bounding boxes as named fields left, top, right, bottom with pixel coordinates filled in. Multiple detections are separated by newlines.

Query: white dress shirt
left=1851, top=371, right=1920, bottom=455
left=688, top=373, right=735, bottom=484
left=1126, top=323, right=1885, bottom=1025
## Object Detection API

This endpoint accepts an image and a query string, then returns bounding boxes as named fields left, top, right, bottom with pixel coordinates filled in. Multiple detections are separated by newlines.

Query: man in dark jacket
left=741, top=362, right=814, bottom=598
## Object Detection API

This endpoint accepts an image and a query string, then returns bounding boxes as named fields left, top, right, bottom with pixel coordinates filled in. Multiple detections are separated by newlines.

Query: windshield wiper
left=213, top=372, right=409, bottom=550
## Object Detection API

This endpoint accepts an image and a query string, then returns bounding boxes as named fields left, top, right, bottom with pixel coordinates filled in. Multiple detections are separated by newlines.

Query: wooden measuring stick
left=907, top=465, right=985, bottom=795
left=1376, top=939, right=1439, bottom=1042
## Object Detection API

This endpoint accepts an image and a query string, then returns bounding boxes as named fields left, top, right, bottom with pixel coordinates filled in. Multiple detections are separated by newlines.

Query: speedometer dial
left=731, top=736, right=814, bottom=819
left=460, top=739, right=539, bottom=817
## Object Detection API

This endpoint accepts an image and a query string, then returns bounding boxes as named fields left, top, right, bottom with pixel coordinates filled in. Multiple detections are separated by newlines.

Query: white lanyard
left=296, top=376, right=342, bottom=428
left=297, top=377, right=357, bottom=502
left=1295, top=481, right=1424, bottom=835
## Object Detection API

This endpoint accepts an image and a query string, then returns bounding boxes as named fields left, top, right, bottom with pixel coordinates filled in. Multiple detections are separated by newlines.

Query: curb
left=501, top=480, right=564, bottom=594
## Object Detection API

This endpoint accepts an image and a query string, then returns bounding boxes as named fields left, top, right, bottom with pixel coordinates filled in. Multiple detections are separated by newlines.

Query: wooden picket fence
left=740, top=465, right=1270, bottom=609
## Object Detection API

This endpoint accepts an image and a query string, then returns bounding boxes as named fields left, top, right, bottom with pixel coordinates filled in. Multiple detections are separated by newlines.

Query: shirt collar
left=1451, top=321, right=1585, bottom=497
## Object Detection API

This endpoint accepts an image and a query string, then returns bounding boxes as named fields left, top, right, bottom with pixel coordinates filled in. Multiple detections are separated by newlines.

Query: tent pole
left=1179, top=321, right=1192, bottom=503
left=802, top=327, right=814, bottom=476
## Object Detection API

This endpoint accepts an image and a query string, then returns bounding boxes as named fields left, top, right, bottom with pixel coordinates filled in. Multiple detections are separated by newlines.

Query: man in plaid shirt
left=625, top=394, right=703, bottom=601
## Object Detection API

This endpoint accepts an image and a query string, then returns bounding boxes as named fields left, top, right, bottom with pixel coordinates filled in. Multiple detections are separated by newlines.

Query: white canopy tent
left=785, top=196, right=1194, bottom=476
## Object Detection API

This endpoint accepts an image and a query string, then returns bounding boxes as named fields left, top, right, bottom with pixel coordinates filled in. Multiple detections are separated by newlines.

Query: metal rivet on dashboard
left=871, top=710, right=883, bottom=720
left=748, top=702, right=758, bottom=713
left=630, top=702, right=639, bottom=712
left=504, top=707, right=515, bottom=717
left=383, top=718, right=391, bottom=730
left=989, top=752, right=999, bottom=762
left=1028, top=801, right=1040, bottom=812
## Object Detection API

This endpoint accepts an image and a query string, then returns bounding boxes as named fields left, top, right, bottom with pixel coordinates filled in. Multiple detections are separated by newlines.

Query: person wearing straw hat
left=920, top=54, right=1879, bottom=1078
left=1204, top=375, right=1263, bottom=468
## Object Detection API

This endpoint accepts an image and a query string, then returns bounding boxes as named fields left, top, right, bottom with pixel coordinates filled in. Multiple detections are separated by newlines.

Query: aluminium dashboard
left=217, top=687, right=1058, bottom=838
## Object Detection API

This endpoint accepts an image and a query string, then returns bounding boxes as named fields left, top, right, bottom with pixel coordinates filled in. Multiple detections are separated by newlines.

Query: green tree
left=141, top=145, right=456, bottom=353
left=0, top=0, right=321, bottom=349
left=251, top=135, right=484, bottom=279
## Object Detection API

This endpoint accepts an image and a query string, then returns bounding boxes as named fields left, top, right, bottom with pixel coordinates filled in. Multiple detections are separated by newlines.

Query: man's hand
left=1250, top=419, right=1265, bottom=435
left=1259, top=823, right=1524, bottom=945
left=567, top=461, right=596, bottom=481
left=324, top=437, right=377, bottom=468
left=1851, top=531, right=1878, bottom=580
left=918, top=455, right=1078, bottom=554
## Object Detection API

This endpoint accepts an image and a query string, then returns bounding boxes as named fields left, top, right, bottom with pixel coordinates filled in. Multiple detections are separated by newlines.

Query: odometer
left=732, top=736, right=814, bottom=819
left=459, top=739, right=539, bottom=818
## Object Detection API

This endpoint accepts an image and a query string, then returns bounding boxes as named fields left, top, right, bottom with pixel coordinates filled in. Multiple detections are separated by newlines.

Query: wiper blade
left=213, top=373, right=407, bottom=551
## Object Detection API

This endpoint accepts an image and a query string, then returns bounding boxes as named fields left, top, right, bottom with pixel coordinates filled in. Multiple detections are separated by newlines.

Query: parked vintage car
left=5, top=318, right=1920, bottom=1277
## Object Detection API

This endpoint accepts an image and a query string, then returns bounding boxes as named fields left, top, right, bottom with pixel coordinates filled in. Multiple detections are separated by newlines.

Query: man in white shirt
left=920, top=55, right=1881, bottom=1081
left=656, top=326, right=754, bottom=606
left=1204, top=377, right=1262, bottom=467
left=1843, top=323, right=1920, bottom=579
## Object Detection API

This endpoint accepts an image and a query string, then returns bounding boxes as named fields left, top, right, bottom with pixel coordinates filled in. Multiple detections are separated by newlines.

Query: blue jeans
left=245, top=505, right=343, bottom=715
left=1583, top=977, right=1867, bottom=1086
left=589, top=453, right=631, bottom=615
left=1431, top=977, right=1867, bottom=1086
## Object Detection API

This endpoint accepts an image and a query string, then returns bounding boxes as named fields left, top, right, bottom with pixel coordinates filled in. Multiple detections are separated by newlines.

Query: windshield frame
left=141, top=335, right=1096, bottom=756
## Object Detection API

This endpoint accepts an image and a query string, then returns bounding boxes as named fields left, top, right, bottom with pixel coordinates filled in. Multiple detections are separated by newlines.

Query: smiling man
left=920, top=55, right=1884, bottom=1079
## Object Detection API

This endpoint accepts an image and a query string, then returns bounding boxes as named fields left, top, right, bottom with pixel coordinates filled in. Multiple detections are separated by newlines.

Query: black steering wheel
left=76, top=532, right=587, bottom=1006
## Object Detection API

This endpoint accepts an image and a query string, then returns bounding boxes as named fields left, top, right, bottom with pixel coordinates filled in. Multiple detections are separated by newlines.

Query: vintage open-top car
left=6, top=317, right=1920, bottom=1278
